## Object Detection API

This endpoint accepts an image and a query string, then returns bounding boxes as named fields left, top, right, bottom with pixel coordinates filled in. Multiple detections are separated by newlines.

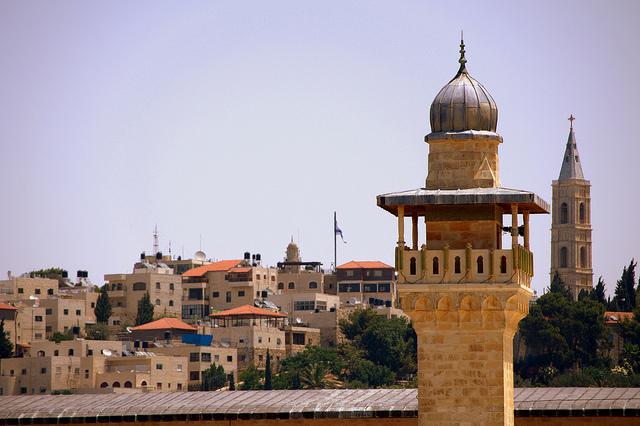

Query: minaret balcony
left=395, top=244, right=533, bottom=287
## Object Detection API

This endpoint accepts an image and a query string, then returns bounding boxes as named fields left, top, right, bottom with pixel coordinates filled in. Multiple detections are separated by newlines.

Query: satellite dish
left=295, top=317, right=303, bottom=324
left=194, top=251, right=206, bottom=261
left=102, top=349, right=112, bottom=357
left=29, top=295, right=38, bottom=300
left=220, top=341, right=230, bottom=348
left=126, top=327, right=133, bottom=333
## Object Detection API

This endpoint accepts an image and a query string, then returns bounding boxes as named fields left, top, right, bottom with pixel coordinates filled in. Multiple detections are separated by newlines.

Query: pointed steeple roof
left=558, top=115, right=585, bottom=180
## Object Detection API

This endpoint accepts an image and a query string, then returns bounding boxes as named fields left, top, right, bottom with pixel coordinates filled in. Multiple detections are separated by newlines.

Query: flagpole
left=334, top=211, right=337, bottom=272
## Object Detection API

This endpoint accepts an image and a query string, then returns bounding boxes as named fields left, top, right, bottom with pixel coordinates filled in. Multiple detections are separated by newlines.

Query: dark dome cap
left=429, top=38, right=498, bottom=133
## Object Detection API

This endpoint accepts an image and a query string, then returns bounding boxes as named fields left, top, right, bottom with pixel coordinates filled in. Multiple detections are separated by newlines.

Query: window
left=34, top=316, right=43, bottom=322
left=477, top=256, right=484, bottom=274
left=169, top=283, right=174, bottom=290
left=363, top=283, right=377, bottom=293
left=155, top=299, right=161, bottom=306
left=54, top=350, right=59, bottom=356
left=112, top=381, right=120, bottom=388
left=132, top=282, right=146, bottom=291
left=55, top=367, right=61, bottom=375
left=35, top=288, right=41, bottom=295
left=454, top=256, right=461, bottom=274
left=35, top=333, right=42, bottom=339
left=500, top=256, right=508, bottom=274
left=18, top=288, right=24, bottom=294
left=238, top=291, right=245, bottom=297
left=258, top=354, right=263, bottom=362
left=560, top=203, right=569, bottom=224
left=201, top=353, right=211, bottom=362
left=580, top=246, right=587, bottom=268
left=294, top=301, right=315, bottom=311
left=410, top=257, right=417, bottom=275
left=258, top=336, right=262, bottom=344
left=45, top=308, right=52, bottom=315
left=293, top=333, right=305, bottom=345
left=177, top=383, right=183, bottom=391
left=141, top=381, right=147, bottom=386
left=37, top=351, right=45, bottom=357
left=190, top=353, right=199, bottom=362
left=21, top=369, right=27, bottom=375
left=20, top=387, right=27, bottom=394
left=85, top=370, right=89, bottom=379
left=214, top=355, right=220, bottom=362
left=212, top=292, right=219, bottom=298
left=46, top=326, right=52, bottom=332
left=156, top=364, right=163, bottom=370
left=227, top=355, right=233, bottom=362
left=338, top=283, right=360, bottom=293
left=91, top=302, right=95, bottom=308
left=47, top=288, right=54, bottom=295
left=177, top=364, right=183, bottom=372
left=579, top=203, right=585, bottom=223
left=378, top=283, right=391, bottom=292
left=40, top=367, right=47, bottom=374
left=432, top=257, right=440, bottom=275
left=63, top=309, right=69, bottom=315
left=240, top=355, right=246, bottom=362
left=346, top=270, right=354, bottom=277
left=309, top=281, right=318, bottom=289
left=169, top=300, right=174, bottom=307
left=277, top=282, right=284, bottom=290
left=190, top=371, right=200, bottom=381
left=560, top=247, right=568, bottom=268
left=124, top=381, right=132, bottom=388
left=75, top=310, right=81, bottom=316
left=288, top=282, right=295, bottom=289
left=156, top=282, right=161, bottom=290
left=39, top=387, right=46, bottom=393
left=68, top=349, right=74, bottom=356
left=373, top=270, right=382, bottom=277
left=226, top=291, right=231, bottom=303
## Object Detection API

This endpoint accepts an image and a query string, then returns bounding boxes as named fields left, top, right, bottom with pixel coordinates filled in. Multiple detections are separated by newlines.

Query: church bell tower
left=550, top=116, right=593, bottom=298
left=377, top=39, right=549, bottom=426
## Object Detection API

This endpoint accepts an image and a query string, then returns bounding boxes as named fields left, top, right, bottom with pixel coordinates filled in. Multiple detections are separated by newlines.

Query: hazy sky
left=1, top=1, right=638, bottom=297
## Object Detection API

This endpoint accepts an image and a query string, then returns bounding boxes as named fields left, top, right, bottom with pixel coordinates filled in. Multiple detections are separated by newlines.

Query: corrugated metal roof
left=0, top=388, right=639, bottom=423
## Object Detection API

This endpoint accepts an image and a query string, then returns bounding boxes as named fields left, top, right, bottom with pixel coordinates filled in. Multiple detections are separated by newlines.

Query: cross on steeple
left=568, top=114, right=575, bottom=129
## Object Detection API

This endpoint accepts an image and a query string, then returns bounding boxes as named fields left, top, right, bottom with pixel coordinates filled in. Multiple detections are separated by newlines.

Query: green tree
left=29, top=267, right=67, bottom=279
left=299, top=363, right=341, bottom=389
left=239, top=364, right=263, bottom=390
left=94, top=285, right=112, bottom=324
left=135, top=292, right=154, bottom=326
left=264, top=350, right=272, bottom=390
left=549, top=271, right=572, bottom=299
left=275, top=345, right=343, bottom=389
left=85, top=323, right=110, bottom=340
left=0, top=320, right=13, bottom=358
left=612, top=260, right=637, bottom=312
left=228, top=373, right=235, bottom=390
left=49, top=330, right=74, bottom=343
left=201, top=363, right=227, bottom=390
left=590, top=277, right=607, bottom=306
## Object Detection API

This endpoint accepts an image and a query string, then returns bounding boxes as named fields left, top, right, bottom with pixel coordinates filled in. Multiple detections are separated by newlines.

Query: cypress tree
left=590, top=277, right=607, bottom=306
left=94, top=285, right=112, bottom=324
left=613, top=260, right=637, bottom=311
left=0, top=320, right=13, bottom=359
left=264, top=350, right=272, bottom=390
left=228, top=373, right=235, bottom=390
left=549, top=271, right=572, bottom=299
left=135, top=292, right=155, bottom=325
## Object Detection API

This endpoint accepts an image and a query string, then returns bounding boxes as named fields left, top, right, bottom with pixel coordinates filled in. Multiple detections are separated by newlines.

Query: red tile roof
left=129, top=317, right=197, bottom=332
left=604, top=311, right=634, bottom=324
left=229, top=267, right=252, bottom=273
left=337, top=261, right=393, bottom=270
left=0, top=302, right=17, bottom=311
left=210, top=305, right=286, bottom=318
left=182, top=259, right=243, bottom=277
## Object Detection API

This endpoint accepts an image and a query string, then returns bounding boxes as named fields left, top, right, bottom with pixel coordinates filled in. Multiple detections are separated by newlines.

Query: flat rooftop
left=0, top=388, right=639, bottom=424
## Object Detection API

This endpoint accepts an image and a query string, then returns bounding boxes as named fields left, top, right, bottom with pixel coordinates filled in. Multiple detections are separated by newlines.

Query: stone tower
left=377, top=39, right=549, bottom=426
left=550, top=116, right=593, bottom=298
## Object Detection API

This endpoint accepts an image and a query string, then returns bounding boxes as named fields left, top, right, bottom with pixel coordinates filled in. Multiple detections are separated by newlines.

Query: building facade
left=336, top=261, right=396, bottom=308
left=550, top=118, right=593, bottom=298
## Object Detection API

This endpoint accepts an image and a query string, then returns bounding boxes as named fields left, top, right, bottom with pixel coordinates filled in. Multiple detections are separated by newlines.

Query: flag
left=335, top=221, right=347, bottom=243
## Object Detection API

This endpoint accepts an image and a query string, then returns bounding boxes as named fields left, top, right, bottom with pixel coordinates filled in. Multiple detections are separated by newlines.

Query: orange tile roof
left=210, top=305, right=286, bottom=318
left=604, top=311, right=634, bottom=324
left=129, top=317, right=197, bottom=332
left=229, top=267, right=252, bottom=273
left=182, top=259, right=243, bottom=277
left=0, top=302, right=17, bottom=311
left=337, top=261, right=393, bottom=270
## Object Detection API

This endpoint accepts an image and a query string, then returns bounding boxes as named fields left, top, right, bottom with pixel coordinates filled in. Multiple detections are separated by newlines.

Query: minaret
left=550, top=116, right=593, bottom=298
left=377, top=38, right=549, bottom=426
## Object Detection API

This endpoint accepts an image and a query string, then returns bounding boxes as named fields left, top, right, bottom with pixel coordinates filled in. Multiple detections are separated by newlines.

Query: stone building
left=276, top=240, right=325, bottom=295
left=550, top=117, right=593, bottom=298
left=376, top=38, right=549, bottom=425
left=336, top=261, right=397, bottom=308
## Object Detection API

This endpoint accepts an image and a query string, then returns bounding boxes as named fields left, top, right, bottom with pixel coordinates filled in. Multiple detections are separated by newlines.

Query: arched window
left=169, top=283, right=175, bottom=290
left=560, top=203, right=568, bottom=224
left=155, top=299, right=161, bottom=306
left=100, top=382, right=108, bottom=388
left=277, top=282, right=284, bottom=290
left=140, top=381, right=148, bottom=387
left=500, top=256, right=507, bottom=274
left=68, top=349, right=74, bottom=356
left=477, top=256, right=484, bottom=274
left=132, top=282, right=146, bottom=291
left=580, top=247, right=587, bottom=268
left=432, top=257, right=439, bottom=275
left=410, top=257, right=417, bottom=275
left=124, top=381, right=133, bottom=388
left=308, top=281, right=318, bottom=289
left=579, top=203, right=585, bottom=223
left=155, top=282, right=161, bottom=289
left=288, top=282, right=295, bottom=289
left=112, top=381, right=120, bottom=388
left=169, top=300, right=174, bottom=307
left=54, top=350, right=59, bottom=356
left=454, top=256, right=461, bottom=274
left=37, top=350, right=45, bottom=357
left=560, top=247, right=568, bottom=268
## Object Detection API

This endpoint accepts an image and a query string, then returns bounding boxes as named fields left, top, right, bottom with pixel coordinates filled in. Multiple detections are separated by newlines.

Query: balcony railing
left=395, top=244, right=533, bottom=287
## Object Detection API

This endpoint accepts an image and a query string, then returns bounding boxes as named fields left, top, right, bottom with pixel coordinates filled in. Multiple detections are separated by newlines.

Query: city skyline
left=1, top=1, right=639, bottom=297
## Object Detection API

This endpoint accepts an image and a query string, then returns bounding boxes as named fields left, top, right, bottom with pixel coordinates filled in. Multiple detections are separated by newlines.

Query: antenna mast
left=153, top=225, right=159, bottom=254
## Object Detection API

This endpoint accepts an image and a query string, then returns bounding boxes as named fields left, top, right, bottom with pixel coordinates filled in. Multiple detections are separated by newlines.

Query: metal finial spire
left=458, top=31, right=467, bottom=73
left=568, top=114, right=575, bottom=129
